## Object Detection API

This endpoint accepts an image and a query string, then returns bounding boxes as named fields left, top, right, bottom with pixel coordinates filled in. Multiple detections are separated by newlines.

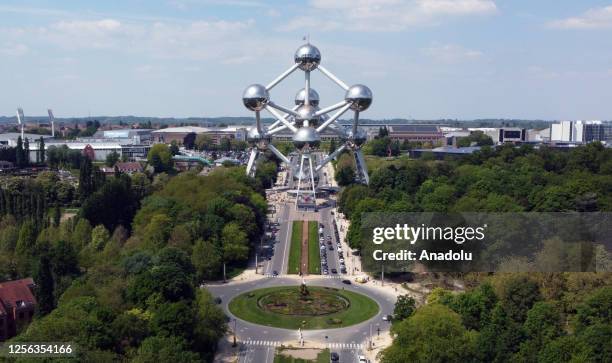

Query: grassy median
left=287, top=221, right=303, bottom=274
left=308, top=221, right=321, bottom=274
left=228, top=286, right=379, bottom=330
left=274, top=348, right=330, bottom=363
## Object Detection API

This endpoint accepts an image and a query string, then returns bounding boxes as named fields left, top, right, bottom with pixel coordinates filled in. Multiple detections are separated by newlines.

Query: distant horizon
left=0, top=115, right=591, bottom=123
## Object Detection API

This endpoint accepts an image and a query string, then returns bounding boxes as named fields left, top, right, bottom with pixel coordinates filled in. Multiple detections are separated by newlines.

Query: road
left=208, top=276, right=396, bottom=363
left=223, top=151, right=394, bottom=362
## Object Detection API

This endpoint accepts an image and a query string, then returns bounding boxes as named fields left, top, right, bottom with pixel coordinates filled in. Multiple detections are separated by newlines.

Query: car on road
left=358, top=355, right=368, bottom=363
left=330, top=352, right=339, bottom=362
left=331, top=268, right=337, bottom=274
left=342, top=279, right=351, bottom=285
left=214, top=297, right=222, bottom=304
left=272, top=270, right=278, bottom=276
left=382, top=314, right=392, bottom=322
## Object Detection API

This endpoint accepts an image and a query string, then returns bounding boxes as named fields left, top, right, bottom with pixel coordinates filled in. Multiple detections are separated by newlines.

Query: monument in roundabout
left=242, top=43, right=373, bottom=210
left=228, top=279, right=379, bottom=330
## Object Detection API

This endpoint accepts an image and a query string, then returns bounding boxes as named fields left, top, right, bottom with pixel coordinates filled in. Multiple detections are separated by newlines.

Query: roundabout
left=229, top=285, right=379, bottom=330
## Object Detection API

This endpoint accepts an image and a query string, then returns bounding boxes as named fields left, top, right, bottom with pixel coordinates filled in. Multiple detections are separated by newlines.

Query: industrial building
left=550, top=120, right=611, bottom=143
left=151, top=126, right=247, bottom=145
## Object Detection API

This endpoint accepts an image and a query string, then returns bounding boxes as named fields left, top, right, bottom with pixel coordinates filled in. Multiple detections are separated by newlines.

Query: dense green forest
left=335, top=142, right=612, bottom=363
left=0, top=157, right=274, bottom=360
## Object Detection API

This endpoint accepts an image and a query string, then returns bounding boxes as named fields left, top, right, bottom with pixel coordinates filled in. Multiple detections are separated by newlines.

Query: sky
left=0, top=0, right=611, bottom=120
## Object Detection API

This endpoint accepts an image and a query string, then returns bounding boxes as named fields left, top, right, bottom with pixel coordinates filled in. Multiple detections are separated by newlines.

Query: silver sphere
left=242, top=84, right=269, bottom=111
left=295, top=104, right=320, bottom=125
left=345, top=84, right=373, bottom=111
left=346, top=127, right=367, bottom=146
left=292, top=126, right=321, bottom=150
left=294, top=44, right=321, bottom=71
left=295, top=88, right=320, bottom=107
left=246, top=127, right=265, bottom=144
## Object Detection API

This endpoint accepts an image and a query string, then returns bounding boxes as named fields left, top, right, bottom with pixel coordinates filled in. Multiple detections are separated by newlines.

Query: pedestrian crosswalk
left=327, top=342, right=364, bottom=349
left=242, top=340, right=363, bottom=350
left=243, top=340, right=282, bottom=347
left=263, top=273, right=345, bottom=279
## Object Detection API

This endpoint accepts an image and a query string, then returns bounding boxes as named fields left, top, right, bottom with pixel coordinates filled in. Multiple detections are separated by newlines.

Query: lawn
left=287, top=221, right=303, bottom=274
left=228, top=286, right=379, bottom=330
left=274, top=348, right=330, bottom=363
left=308, top=221, right=321, bottom=274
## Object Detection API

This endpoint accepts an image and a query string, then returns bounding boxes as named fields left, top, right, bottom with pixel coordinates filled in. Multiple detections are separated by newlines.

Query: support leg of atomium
left=246, top=148, right=259, bottom=177
left=295, top=154, right=305, bottom=209
left=308, top=153, right=317, bottom=211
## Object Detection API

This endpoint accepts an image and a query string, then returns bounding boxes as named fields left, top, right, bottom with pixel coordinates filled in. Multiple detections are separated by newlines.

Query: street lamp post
left=232, top=319, right=237, bottom=347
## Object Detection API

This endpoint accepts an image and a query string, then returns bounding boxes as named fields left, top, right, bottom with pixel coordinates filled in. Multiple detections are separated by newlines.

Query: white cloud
left=282, top=0, right=497, bottom=31
left=548, top=5, right=612, bottom=29
left=0, top=43, right=29, bottom=56
left=422, top=43, right=483, bottom=63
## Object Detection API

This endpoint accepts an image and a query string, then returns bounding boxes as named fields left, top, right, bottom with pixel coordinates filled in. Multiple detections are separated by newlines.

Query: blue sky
left=0, top=0, right=611, bottom=120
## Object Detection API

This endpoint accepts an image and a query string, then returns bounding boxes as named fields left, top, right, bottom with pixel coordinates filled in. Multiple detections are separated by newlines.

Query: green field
left=287, top=221, right=303, bottom=274
left=274, top=348, right=330, bottom=363
left=308, top=221, right=321, bottom=274
left=228, top=286, right=379, bottom=330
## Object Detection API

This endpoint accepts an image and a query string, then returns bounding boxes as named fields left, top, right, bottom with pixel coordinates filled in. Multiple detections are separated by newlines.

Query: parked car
left=342, top=279, right=351, bottom=285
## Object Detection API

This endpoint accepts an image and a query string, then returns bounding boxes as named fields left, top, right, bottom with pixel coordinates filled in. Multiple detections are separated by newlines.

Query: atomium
left=345, top=84, right=373, bottom=112
left=243, top=84, right=269, bottom=111
left=295, top=88, right=320, bottom=107
left=242, top=42, right=373, bottom=209
left=294, top=44, right=321, bottom=71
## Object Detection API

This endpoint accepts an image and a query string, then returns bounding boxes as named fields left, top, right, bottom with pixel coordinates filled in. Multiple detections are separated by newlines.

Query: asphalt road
left=207, top=276, right=396, bottom=363
left=227, top=152, right=392, bottom=362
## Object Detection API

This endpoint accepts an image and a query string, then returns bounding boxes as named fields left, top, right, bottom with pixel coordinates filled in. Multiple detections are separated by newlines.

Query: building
left=100, top=162, right=144, bottom=175
left=0, top=278, right=37, bottom=341
left=0, top=133, right=55, bottom=147
left=151, top=126, right=246, bottom=145
left=409, top=146, right=481, bottom=160
left=386, top=125, right=445, bottom=143
left=0, top=161, right=15, bottom=172
left=549, top=120, right=611, bottom=143
left=28, top=142, right=123, bottom=163
left=93, top=129, right=153, bottom=144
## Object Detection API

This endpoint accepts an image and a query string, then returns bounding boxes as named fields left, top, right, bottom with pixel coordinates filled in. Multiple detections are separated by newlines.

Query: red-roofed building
left=0, top=278, right=37, bottom=341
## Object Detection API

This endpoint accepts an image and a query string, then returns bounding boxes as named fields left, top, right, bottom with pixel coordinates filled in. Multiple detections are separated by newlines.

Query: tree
left=335, top=153, right=356, bottom=186
left=393, top=295, right=416, bottom=321
left=78, top=157, right=94, bottom=200
left=476, top=304, right=524, bottom=362
left=147, top=144, right=173, bottom=173
left=39, top=136, right=46, bottom=164
left=15, top=136, right=25, bottom=167
left=192, top=239, right=222, bottom=281
left=514, top=302, right=563, bottom=361
left=495, top=274, right=541, bottom=322
left=34, top=254, right=55, bottom=316
left=221, top=222, right=249, bottom=280
left=328, top=138, right=337, bottom=154
left=169, top=140, right=179, bottom=155
left=575, top=287, right=611, bottom=332
left=133, top=336, right=201, bottom=363
left=382, top=304, right=475, bottom=363
left=106, top=151, right=120, bottom=167
left=81, top=176, right=138, bottom=232
left=150, top=301, right=196, bottom=341
left=91, top=225, right=110, bottom=251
